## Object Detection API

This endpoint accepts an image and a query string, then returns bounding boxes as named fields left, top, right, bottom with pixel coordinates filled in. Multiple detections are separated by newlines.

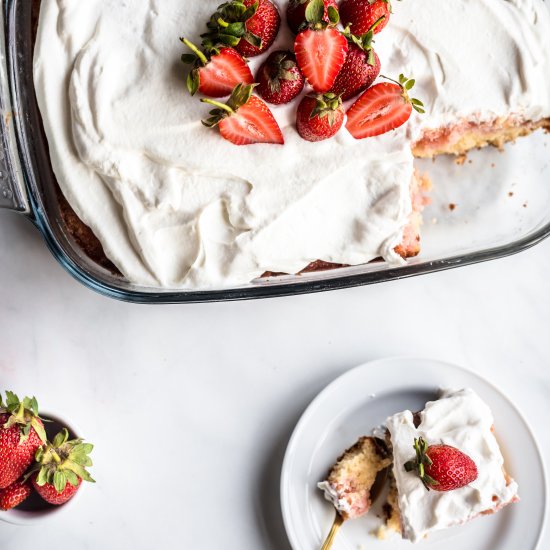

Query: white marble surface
left=0, top=210, right=549, bottom=549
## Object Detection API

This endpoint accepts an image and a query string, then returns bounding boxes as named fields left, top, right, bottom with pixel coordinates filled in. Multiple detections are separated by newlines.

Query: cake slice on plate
left=318, top=388, right=519, bottom=544
left=385, top=388, right=519, bottom=542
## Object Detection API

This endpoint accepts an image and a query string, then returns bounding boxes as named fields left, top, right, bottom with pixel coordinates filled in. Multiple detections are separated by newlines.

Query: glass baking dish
left=1, top=0, right=550, bottom=304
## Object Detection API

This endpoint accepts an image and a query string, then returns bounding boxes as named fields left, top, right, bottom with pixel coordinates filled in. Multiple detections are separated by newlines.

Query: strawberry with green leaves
left=329, top=21, right=383, bottom=100
left=0, top=391, right=47, bottom=490
left=286, top=0, right=339, bottom=34
left=201, top=0, right=281, bottom=58
left=256, top=51, right=305, bottom=105
left=202, top=83, right=284, bottom=146
left=340, top=0, right=392, bottom=36
left=27, top=428, right=95, bottom=506
left=296, top=93, right=345, bottom=142
left=0, top=479, right=32, bottom=511
left=404, top=437, right=478, bottom=492
left=181, top=39, right=254, bottom=98
left=346, top=74, right=425, bottom=139
left=294, top=0, right=349, bottom=93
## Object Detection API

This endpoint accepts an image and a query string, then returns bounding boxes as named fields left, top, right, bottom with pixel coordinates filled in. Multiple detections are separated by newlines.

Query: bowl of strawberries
left=0, top=391, right=95, bottom=525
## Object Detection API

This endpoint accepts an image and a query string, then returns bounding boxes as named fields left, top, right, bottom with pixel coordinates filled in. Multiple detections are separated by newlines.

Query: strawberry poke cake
left=33, top=0, right=550, bottom=289
left=318, top=388, right=519, bottom=544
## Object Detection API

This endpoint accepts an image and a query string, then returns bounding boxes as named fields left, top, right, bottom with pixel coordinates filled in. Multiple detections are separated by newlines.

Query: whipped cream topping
left=381, top=0, right=550, bottom=139
left=386, top=388, right=519, bottom=543
left=34, top=0, right=550, bottom=288
left=317, top=481, right=353, bottom=516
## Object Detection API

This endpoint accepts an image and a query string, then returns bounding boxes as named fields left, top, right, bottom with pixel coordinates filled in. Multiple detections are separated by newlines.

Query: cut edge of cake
left=317, top=436, right=392, bottom=521
left=413, top=116, right=550, bottom=158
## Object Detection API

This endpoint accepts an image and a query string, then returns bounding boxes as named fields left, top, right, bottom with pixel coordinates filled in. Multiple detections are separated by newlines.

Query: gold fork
left=320, top=514, right=345, bottom=550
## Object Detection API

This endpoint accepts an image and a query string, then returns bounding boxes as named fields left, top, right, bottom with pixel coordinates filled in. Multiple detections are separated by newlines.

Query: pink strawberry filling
left=411, top=115, right=543, bottom=156
left=332, top=478, right=372, bottom=519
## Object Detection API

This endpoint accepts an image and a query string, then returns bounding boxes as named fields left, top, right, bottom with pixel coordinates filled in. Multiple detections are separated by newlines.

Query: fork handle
left=320, top=514, right=344, bottom=550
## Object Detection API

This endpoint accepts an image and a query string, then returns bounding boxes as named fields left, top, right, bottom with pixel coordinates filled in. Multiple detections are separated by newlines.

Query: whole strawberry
left=0, top=479, right=32, bottom=511
left=28, top=428, right=94, bottom=506
left=404, top=437, right=478, bottom=492
left=340, top=0, right=391, bottom=36
left=329, top=24, right=382, bottom=100
left=202, top=83, right=284, bottom=146
left=180, top=40, right=253, bottom=98
left=296, top=93, right=345, bottom=142
left=202, top=0, right=281, bottom=58
left=256, top=51, right=305, bottom=105
left=286, top=0, right=338, bottom=34
left=294, top=0, right=348, bottom=93
left=0, top=392, right=46, bottom=490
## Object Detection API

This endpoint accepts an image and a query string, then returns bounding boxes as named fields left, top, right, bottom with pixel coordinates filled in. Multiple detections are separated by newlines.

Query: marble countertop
left=0, top=210, right=549, bottom=549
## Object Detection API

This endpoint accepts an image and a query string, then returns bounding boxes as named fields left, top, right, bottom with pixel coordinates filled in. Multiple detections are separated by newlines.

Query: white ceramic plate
left=281, top=358, right=547, bottom=550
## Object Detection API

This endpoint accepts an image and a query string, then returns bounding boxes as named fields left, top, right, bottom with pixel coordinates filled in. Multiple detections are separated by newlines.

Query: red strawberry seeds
left=256, top=51, right=305, bottom=105
left=32, top=475, right=82, bottom=506
left=202, top=83, right=284, bottom=146
left=296, top=93, right=345, bottom=142
left=0, top=393, right=47, bottom=490
left=329, top=28, right=381, bottom=100
left=405, top=437, right=478, bottom=492
left=340, top=0, right=391, bottom=36
left=181, top=41, right=253, bottom=98
left=0, top=479, right=32, bottom=511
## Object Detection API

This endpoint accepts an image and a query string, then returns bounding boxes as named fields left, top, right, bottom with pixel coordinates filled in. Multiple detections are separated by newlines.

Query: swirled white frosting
left=386, top=388, right=519, bottom=543
left=34, top=0, right=550, bottom=288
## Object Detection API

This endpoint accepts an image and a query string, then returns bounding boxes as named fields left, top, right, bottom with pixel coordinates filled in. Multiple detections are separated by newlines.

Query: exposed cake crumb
left=371, top=526, right=389, bottom=540
left=455, top=154, right=467, bottom=165
left=449, top=203, right=457, bottom=211
left=508, top=192, right=514, bottom=197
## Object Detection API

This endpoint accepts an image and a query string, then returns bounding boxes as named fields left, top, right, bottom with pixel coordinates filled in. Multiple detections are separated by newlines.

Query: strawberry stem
left=201, top=99, right=235, bottom=114
left=180, top=38, right=208, bottom=66
left=15, top=403, right=25, bottom=421
left=369, top=15, right=386, bottom=34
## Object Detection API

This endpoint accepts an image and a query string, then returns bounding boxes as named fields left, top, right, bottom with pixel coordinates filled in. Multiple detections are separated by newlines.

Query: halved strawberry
left=340, top=0, right=391, bottom=36
left=296, top=93, right=345, bottom=142
left=286, top=0, right=339, bottom=34
left=202, top=84, right=284, bottom=146
left=294, top=0, right=348, bottom=93
left=346, top=75, right=424, bottom=139
left=201, top=0, right=281, bottom=58
left=181, top=40, right=253, bottom=98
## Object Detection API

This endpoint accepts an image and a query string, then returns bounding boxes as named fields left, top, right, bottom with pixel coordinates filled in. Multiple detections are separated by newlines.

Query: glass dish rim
left=5, top=0, right=550, bottom=304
